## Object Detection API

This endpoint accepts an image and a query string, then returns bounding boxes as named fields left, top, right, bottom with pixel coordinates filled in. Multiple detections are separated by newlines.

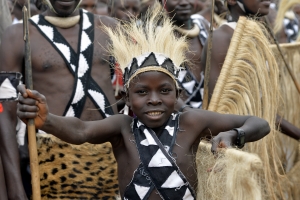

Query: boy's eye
left=161, top=88, right=171, bottom=93
left=137, top=90, right=147, bottom=94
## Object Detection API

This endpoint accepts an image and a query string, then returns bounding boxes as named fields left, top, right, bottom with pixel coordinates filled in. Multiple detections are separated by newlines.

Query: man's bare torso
left=3, top=14, right=117, bottom=120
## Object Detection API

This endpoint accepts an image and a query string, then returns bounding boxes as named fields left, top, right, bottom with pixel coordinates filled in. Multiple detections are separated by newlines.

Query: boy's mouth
left=146, top=111, right=163, bottom=116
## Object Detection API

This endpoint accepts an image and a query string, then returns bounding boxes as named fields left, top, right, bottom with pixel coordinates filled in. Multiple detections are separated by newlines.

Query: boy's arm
left=185, top=109, right=270, bottom=152
left=17, top=86, right=125, bottom=145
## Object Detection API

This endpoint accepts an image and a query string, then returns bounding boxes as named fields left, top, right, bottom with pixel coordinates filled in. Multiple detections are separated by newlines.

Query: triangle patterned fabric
left=0, top=72, right=22, bottom=101
left=30, top=9, right=114, bottom=118
left=123, top=52, right=177, bottom=85
left=123, top=113, right=196, bottom=200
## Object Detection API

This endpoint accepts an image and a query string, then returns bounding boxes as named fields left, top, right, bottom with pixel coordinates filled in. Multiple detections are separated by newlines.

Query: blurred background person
left=8, top=0, right=39, bottom=24
left=80, top=0, right=98, bottom=14
left=108, top=0, right=140, bottom=22
left=97, top=0, right=109, bottom=15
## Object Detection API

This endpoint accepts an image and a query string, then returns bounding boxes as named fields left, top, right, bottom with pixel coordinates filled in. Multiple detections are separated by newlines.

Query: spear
left=202, top=0, right=216, bottom=109
left=23, top=6, right=41, bottom=200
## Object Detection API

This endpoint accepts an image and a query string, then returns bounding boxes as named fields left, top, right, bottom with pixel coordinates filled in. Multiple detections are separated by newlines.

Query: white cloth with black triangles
left=123, top=113, right=195, bottom=200
left=0, top=72, right=22, bottom=101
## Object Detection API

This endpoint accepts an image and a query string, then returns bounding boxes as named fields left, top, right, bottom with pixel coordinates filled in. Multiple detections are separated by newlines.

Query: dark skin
left=108, top=0, right=140, bottom=22
left=96, top=1, right=108, bottom=16
left=201, top=0, right=300, bottom=140
left=0, top=156, right=8, bottom=200
left=164, top=0, right=209, bottom=107
left=0, top=1, right=117, bottom=198
left=79, top=0, right=98, bottom=14
left=17, top=71, right=270, bottom=199
left=197, top=0, right=228, bottom=27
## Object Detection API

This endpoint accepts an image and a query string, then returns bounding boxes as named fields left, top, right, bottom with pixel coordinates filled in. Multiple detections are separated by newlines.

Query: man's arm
left=0, top=24, right=28, bottom=199
left=17, top=86, right=126, bottom=145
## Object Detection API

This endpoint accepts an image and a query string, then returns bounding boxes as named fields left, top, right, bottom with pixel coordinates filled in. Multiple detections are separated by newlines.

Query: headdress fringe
left=103, top=2, right=188, bottom=86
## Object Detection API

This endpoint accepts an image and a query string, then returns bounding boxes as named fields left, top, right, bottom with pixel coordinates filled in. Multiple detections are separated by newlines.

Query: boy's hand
left=17, top=85, right=49, bottom=129
left=211, top=130, right=237, bottom=154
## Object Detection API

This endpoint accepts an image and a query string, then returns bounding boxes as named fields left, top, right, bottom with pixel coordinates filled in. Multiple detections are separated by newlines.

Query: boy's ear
left=121, top=90, right=131, bottom=107
left=227, top=0, right=237, bottom=6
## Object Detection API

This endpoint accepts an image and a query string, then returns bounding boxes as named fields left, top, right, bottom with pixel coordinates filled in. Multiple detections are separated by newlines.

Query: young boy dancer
left=17, top=5, right=270, bottom=199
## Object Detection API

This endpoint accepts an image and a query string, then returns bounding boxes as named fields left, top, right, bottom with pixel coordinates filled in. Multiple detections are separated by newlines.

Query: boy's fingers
left=17, top=84, right=28, bottom=97
left=218, top=140, right=230, bottom=148
left=211, top=137, right=220, bottom=154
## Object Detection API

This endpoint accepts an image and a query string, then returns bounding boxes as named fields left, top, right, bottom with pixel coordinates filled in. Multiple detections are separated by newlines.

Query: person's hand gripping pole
left=17, top=85, right=49, bottom=129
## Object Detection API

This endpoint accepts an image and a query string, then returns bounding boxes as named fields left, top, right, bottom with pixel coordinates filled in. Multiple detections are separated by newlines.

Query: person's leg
left=0, top=155, right=8, bottom=200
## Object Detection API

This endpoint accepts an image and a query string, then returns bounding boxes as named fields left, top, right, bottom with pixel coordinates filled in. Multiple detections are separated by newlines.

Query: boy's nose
left=147, top=93, right=162, bottom=105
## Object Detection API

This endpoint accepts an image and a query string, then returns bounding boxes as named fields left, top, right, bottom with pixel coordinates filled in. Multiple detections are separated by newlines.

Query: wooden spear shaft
left=23, top=6, right=41, bottom=200
left=202, top=0, right=215, bottom=110
left=264, top=16, right=300, bottom=94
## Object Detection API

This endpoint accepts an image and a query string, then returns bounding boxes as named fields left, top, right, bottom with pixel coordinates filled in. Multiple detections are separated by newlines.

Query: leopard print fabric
left=37, top=134, right=119, bottom=199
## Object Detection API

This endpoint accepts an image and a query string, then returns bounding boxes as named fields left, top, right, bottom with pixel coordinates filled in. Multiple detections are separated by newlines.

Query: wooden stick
left=23, top=6, right=41, bottom=200
left=202, top=0, right=215, bottom=110
left=27, top=0, right=31, bottom=17
left=264, top=16, right=300, bottom=94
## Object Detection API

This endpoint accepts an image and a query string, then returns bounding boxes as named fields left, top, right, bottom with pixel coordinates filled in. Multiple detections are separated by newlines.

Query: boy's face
left=164, top=0, right=193, bottom=24
left=126, top=71, right=178, bottom=129
left=234, top=0, right=271, bottom=16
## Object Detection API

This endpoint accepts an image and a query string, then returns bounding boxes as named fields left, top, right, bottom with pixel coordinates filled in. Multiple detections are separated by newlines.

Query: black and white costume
left=177, top=14, right=208, bottom=109
left=124, top=113, right=195, bottom=200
